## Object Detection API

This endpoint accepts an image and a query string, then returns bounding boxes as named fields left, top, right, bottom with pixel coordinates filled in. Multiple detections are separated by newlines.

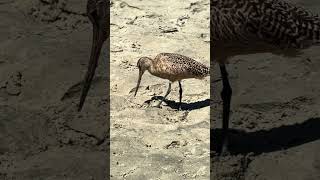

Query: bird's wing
left=211, top=0, right=320, bottom=50
left=158, top=53, right=209, bottom=78
left=249, top=0, right=320, bottom=48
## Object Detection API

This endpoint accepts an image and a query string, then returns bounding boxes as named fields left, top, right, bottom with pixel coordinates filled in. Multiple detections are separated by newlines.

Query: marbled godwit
left=134, top=53, right=209, bottom=109
left=212, top=0, right=320, bottom=154
left=78, top=0, right=109, bottom=111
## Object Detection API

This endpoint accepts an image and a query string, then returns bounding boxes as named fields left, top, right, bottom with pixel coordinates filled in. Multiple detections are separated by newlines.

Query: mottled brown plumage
left=211, top=0, right=320, bottom=154
left=212, top=0, right=320, bottom=62
left=134, top=53, right=209, bottom=109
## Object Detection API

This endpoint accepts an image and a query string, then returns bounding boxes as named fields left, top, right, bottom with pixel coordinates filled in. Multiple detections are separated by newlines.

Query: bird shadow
left=211, top=117, right=320, bottom=156
left=145, top=96, right=210, bottom=111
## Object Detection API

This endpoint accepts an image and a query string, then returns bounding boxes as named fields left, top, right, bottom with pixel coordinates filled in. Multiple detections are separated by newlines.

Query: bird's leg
left=178, top=80, right=183, bottom=110
left=156, top=82, right=172, bottom=108
left=219, top=63, right=232, bottom=155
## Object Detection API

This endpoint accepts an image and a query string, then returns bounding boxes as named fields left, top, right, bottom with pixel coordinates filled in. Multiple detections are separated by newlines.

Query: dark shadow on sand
left=211, top=118, right=320, bottom=155
left=145, top=96, right=210, bottom=111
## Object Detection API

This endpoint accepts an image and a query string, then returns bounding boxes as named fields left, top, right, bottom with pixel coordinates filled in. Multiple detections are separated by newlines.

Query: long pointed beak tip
left=133, top=72, right=142, bottom=97
left=78, top=23, right=106, bottom=113
left=134, top=87, right=138, bottom=97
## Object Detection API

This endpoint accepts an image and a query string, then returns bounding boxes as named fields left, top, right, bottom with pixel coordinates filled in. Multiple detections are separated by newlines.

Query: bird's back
left=150, top=53, right=209, bottom=82
left=211, top=0, right=320, bottom=58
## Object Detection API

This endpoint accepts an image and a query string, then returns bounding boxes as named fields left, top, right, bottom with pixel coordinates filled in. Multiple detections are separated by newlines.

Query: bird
left=78, top=0, right=109, bottom=111
left=211, top=0, right=320, bottom=154
left=134, top=53, right=210, bottom=110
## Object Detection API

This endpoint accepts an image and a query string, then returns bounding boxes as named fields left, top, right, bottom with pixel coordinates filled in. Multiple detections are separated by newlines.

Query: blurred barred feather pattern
left=211, top=0, right=320, bottom=60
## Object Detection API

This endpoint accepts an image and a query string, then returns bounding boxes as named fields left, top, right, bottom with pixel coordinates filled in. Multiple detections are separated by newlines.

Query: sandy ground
left=110, top=0, right=210, bottom=179
left=0, top=0, right=319, bottom=180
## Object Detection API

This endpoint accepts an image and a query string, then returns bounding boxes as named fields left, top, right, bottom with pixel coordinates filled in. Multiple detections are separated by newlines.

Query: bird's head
left=134, top=57, right=152, bottom=97
left=137, top=57, right=152, bottom=72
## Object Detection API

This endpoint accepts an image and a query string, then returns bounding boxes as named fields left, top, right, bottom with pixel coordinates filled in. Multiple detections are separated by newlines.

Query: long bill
left=78, top=0, right=109, bottom=111
left=78, top=27, right=102, bottom=111
left=134, top=70, right=143, bottom=97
